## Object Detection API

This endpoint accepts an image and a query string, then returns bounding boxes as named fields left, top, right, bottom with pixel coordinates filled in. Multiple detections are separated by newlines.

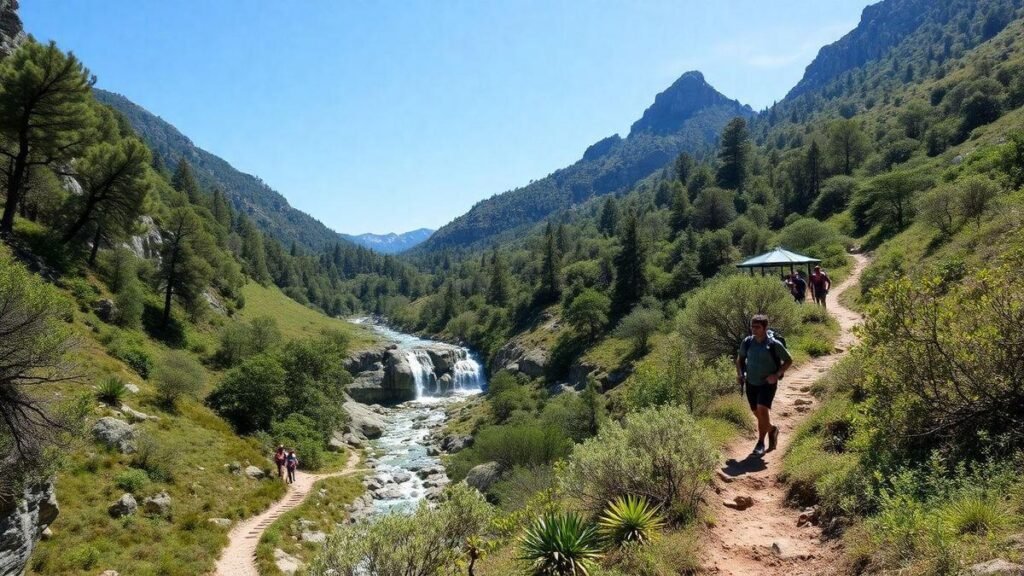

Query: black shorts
left=746, top=383, right=778, bottom=411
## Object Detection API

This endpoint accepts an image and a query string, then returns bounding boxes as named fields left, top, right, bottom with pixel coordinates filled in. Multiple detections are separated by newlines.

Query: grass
left=237, top=282, right=377, bottom=347
left=254, top=473, right=366, bottom=576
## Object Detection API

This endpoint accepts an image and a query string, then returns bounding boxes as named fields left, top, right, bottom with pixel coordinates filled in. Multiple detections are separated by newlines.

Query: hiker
left=810, top=265, right=831, bottom=308
left=791, top=271, right=807, bottom=304
left=736, top=314, right=793, bottom=457
left=274, top=445, right=286, bottom=480
left=285, top=450, right=299, bottom=484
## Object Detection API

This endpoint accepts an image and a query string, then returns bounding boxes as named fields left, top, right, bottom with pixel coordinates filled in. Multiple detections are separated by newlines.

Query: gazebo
left=736, top=246, right=820, bottom=278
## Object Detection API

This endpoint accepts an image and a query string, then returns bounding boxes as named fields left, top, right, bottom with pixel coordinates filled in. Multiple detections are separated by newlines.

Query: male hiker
left=736, top=314, right=793, bottom=457
left=791, top=271, right=807, bottom=304
left=810, top=265, right=832, bottom=308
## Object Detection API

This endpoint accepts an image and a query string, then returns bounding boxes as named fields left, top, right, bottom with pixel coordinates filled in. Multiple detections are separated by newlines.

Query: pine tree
left=611, top=213, right=647, bottom=318
left=825, top=119, right=868, bottom=176
left=805, top=141, right=823, bottom=204
left=669, top=184, right=691, bottom=234
left=716, top=117, right=751, bottom=193
left=0, top=40, right=96, bottom=235
left=674, top=152, right=694, bottom=184
left=538, top=222, right=561, bottom=304
left=487, top=248, right=510, bottom=306
left=171, top=158, right=202, bottom=204
left=598, top=196, right=620, bottom=237
left=157, top=208, right=213, bottom=327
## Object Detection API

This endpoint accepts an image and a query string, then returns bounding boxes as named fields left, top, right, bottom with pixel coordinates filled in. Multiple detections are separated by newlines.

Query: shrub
left=489, top=376, right=537, bottom=423
left=811, top=176, right=858, bottom=219
left=115, top=469, right=149, bottom=493
left=95, top=376, right=128, bottom=406
left=153, top=350, right=205, bottom=408
left=309, top=483, right=493, bottom=575
left=613, top=307, right=663, bottom=355
left=519, top=512, right=602, bottom=576
left=207, top=354, right=287, bottom=433
left=560, top=405, right=718, bottom=521
left=539, top=381, right=604, bottom=442
left=678, top=275, right=799, bottom=362
left=131, top=434, right=177, bottom=483
left=490, top=465, right=557, bottom=511
left=271, top=413, right=325, bottom=471
left=624, top=341, right=734, bottom=415
left=706, top=395, right=753, bottom=429
left=472, top=422, right=573, bottom=471
left=597, top=496, right=664, bottom=546
left=564, top=288, right=611, bottom=341
left=940, top=495, right=1010, bottom=536
left=106, top=334, right=153, bottom=379
left=114, top=279, right=145, bottom=329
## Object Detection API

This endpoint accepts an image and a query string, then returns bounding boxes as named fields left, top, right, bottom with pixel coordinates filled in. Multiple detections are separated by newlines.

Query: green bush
left=114, top=278, right=145, bottom=329
left=472, top=422, right=572, bottom=471
left=153, top=350, right=205, bottom=408
left=489, top=465, right=557, bottom=511
left=115, top=468, right=149, bottom=493
left=95, top=376, right=127, bottom=406
left=597, top=495, right=664, bottom=546
left=613, top=307, right=663, bottom=355
left=489, top=376, right=537, bottom=423
left=105, top=333, right=153, bottom=379
left=624, top=340, right=734, bottom=415
left=272, top=413, right=325, bottom=471
left=208, top=354, right=287, bottom=433
left=560, top=405, right=718, bottom=521
left=678, top=274, right=799, bottom=362
left=706, top=395, right=753, bottom=429
left=131, top=434, right=177, bottom=483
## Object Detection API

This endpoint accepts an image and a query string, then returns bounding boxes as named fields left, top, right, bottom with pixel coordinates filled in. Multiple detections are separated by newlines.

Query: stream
left=348, top=321, right=485, bottom=517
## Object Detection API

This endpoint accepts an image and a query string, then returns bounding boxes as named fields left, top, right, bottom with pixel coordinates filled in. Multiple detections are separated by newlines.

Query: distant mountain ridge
left=418, top=71, right=753, bottom=253
left=340, top=228, right=434, bottom=254
left=94, top=90, right=349, bottom=252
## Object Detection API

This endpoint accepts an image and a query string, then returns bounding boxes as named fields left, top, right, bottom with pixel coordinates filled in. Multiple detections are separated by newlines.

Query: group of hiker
left=783, top=265, right=831, bottom=308
left=273, top=445, right=300, bottom=483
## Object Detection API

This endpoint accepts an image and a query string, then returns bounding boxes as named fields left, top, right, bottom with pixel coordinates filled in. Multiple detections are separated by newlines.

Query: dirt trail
left=703, top=253, right=868, bottom=576
left=213, top=450, right=362, bottom=576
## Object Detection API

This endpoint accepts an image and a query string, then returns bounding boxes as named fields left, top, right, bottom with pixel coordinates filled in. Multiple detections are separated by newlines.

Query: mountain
left=417, top=71, right=753, bottom=253
left=94, top=90, right=349, bottom=252
left=340, top=228, right=434, bottom=254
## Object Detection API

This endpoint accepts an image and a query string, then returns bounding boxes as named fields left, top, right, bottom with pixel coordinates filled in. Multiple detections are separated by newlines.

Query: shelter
left=736, top=246, right=820, bottom=278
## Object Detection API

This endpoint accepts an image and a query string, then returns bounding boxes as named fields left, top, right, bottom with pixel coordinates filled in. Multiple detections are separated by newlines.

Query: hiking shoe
left=752, top=442, right=766, bottom=457
left=768, top=425, right=780, bottom=452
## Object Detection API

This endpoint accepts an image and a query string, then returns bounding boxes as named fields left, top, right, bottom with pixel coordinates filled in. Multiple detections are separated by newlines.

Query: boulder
left=968, top=559, right=1024, bottom=575
left=343, top=345, right=388, bottom=374
left=93, top=299, right=117, bottom=322
left=108, top=494, right=137, bottom=518
left=441, top=435, right=474, bottom=453
left=207, top=518, right=232, bottom=528
left=125, top=215, right=162, bottom=260
left=123, top=383, right=140, bottom=394
left=301, top=530, right=327, bottom=544
left=392, top=471, right=412, bottom=484
left=274, top=548, right=302, bottom=575
left=495, top=341, right=548, bottom=378
left=424, top=346, right=458, bottom=376
left=143, top=491, right=171, bottom=515
left=342, top=399, right=386, bottom=439
left=244, top=466, right=266, bottom=480
left=91, top=417, right=137, bottom=453
left=121, top=405, right=156, bottom=423
left=0, top=480, right=58, bottom=576
left=723, top=496, right=754, bottom=510
left=437, top=373, right=453, bottom=394
left=465, top=462, right=502, bottom=493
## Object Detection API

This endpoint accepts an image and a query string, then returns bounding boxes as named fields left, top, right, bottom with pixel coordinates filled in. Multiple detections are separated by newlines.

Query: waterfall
left=404, top=350, right=437, bottom=399
left=451, top=349, right=485, bottom=391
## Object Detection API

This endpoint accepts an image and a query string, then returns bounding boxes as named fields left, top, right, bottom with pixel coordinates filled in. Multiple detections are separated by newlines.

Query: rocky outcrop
left=465, top=462, right=502, bottom=493
left=92, top=417, right=137, bottom=454
left=630, top=71, right=752, bottom=136
left=0, top=0, right=25, bottom=58
left=343, top=344, right=391, bottom=374
left=107, top=494, right=137, bottom=518
left=125, top=216, right=162, bottom=260
left=342, top=398, right=385, bottom=440
left=495, top=341, right=548, bottom=379
left=348, top=349, right=417, bottom=404
left=142, top=492, right=171, bottom=516
left=0, top=480, right=58, bottom=576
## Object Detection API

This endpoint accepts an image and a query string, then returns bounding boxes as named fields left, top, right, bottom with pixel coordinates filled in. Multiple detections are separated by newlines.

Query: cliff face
left=0, top=0, right=24, bottom=57
left=629, top=71, right=750, bottom=136
left=0, top=482, right=59, bottom=576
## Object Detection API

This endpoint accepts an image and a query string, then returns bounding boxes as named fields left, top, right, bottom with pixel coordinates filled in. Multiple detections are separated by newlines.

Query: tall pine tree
left=716, top=117, right=751, bottom=193
left=537, top=222, right=561, bottom=304
left=611, top=213, right=647, bottom=318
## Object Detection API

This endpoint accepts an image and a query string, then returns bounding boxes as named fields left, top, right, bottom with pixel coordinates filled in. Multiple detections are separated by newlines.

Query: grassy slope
left=27, top=278, right=375, bottom=576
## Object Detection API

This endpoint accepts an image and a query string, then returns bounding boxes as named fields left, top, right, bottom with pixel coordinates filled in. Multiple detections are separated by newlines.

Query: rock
left=274, top=548, right=302, bottom=575
left=244, top=466, right=265, bottom=480
left=793, top=398, right=812, bottom=406
left=40, top=527, right=53, bottom=541
left=124, top=383, right=140, bottom=394
left=392, top=471, right=412, bottom=484
left=143, top=491, right=171, bottom=515
left=342, top=433, right=363, bottom=448
left=100, top=571, right=120, bottom=576
left=951, top=154, right=965, bottom=165
left=202, top=289, right=227, bottom=316
left=228, top=461, right=242, bottom=475
left=93, top=298, right=117, bottom=322
left=441, top=435, right=474, bottom=453
left=327, top=434, right=346, bottom=453
left=424, top=486, right=446, bottom=501
left=797, top=507, right=819, bottom=527
left=125, top=215, right=162, bottom=260
left=91, top=417, right=137, bottom=453
left=342, top=399, right=386, bottom=439
left=121, top=404, right=156, bottom=423
left=301, top=530, right=327, bottom=543
left=723, top=496, right=754, bottom=510
left=108, top=494, right=137, bottom=518
left=0, top=480, right=58, bottom=576
left=437, top=373, right=453, bottom=394
left=465, top=462, right=502, bottom=493
left=495, top=341, right=548, bottom=378
left=968, top=559, right=1024, bottom=575
left=343, top=345, right=388, bottom=374
left=207, top=518, right=232, bottom=528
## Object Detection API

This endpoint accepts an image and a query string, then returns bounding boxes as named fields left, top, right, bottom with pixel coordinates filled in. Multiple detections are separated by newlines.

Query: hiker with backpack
left=274, top=445, right=287, bottom=481
left=285, top=450, right=299, bottom=484
left=736, top=314, right=793, bottom=457
left=810, top=265, right=831, bottom=308
left=791, top=271, right=807, bottom=304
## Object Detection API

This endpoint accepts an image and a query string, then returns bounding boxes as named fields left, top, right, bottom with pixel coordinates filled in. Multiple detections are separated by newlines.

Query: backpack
left=740, top=329, right=787, bottom=370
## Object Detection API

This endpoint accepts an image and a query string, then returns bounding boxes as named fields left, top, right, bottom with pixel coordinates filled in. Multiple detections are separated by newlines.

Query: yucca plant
left=96, top=376, right=128, bottom=406
left=519, top=511, right=602, bottom=576
left=597, top=495, right=664, bottom=546
left=941, top=495, right=1010, bottom=536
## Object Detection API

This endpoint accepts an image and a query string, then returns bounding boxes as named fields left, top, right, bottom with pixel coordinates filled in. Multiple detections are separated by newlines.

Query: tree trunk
left=0, top=131, right=30, bottom=236
left=88, top=223, right=103, bottom=266
left=163, top=252, right=177, bottom=328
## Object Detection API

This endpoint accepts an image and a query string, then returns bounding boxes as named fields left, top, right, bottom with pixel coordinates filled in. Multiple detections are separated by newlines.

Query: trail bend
left=703, top=253, right=868, bottom=576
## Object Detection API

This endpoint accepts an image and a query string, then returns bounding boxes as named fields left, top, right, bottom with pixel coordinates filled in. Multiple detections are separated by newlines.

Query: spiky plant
left=96, top=376, right=128, bottom=406
left=519, top=512, right=602, bottom=576
left=597, top=495, right=665, bottom=546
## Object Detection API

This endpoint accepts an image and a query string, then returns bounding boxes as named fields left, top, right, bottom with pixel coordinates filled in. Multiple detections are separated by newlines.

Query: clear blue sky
left=23, top=1, right=872, bottom=235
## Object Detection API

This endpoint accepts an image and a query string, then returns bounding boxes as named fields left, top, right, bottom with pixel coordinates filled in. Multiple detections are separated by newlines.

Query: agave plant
left=519, top=511, right=602, bottom=576
left=597, top=495, right=665, bottom=546
left=95, top=376, right=128, bottom=406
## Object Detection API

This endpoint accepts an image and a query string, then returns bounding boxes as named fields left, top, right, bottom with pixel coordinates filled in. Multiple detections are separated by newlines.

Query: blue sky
left=23, top=1, right=873, bottom=235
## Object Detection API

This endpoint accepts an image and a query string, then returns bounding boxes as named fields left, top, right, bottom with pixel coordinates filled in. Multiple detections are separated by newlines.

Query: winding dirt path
left=703, top=253, right=868, bottom=576
left=213, top=450, right=362, bottom=576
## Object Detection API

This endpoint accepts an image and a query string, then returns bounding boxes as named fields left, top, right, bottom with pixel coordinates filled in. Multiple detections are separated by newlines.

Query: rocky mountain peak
left=0, top=0, right=25, bottom=57
left=629, top=70, right=751, bottom=137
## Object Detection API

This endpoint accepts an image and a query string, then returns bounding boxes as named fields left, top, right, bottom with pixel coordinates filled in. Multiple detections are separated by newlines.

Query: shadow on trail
left=721, top=455, right=767, bottom=477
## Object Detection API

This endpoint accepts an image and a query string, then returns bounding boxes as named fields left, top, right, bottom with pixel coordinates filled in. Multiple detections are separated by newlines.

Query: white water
left=349, top=318, right=485, bottom=514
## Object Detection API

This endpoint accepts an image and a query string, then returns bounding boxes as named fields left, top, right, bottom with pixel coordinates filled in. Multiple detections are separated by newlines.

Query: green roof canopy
left=737, top=247, right=820, bottom=276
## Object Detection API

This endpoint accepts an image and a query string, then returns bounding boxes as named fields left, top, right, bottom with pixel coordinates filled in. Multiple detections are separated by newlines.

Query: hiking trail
left=213, top=449, right=362, bottom=576
left=703, top=253, right=868, bottom=576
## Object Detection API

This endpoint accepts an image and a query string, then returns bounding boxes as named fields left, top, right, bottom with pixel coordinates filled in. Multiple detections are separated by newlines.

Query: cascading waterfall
left=405, top=350, right=437, bottom=399
left=451, top=349, right=485, bottom=391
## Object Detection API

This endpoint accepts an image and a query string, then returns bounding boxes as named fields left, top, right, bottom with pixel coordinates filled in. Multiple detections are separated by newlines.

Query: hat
left=814, top=265, right=821, bottom=270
